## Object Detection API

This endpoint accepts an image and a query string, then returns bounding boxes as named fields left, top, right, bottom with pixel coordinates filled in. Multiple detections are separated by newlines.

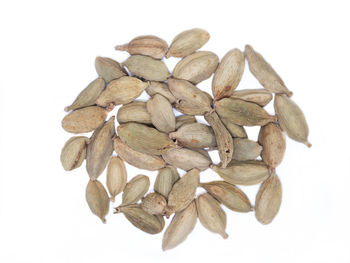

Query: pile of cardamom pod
left=60, top=28, right=311, bottom=250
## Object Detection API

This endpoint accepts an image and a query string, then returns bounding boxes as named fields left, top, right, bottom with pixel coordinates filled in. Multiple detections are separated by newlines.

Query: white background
left=0, top=0, right=349, bottom=262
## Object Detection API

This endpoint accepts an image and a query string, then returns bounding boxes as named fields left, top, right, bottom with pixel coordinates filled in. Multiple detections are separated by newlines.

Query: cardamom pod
left=141, top=192, right=168, bottom=215
left=117, top=101, right=152, bottom=124
left=212, top=48, right=245, bottom=101
left=274, top=94, right=311, bottom=147
left=245, top=45, right=293, bottom=96
left=106, top=156, right=127, bottom=202
left=60, top=136, right=89, bottom=171
left=212, top=160, right=269, bottom=185
left=86, top=180, right=110, bottom=223
left=175, top=115, right=197, bottom=129
left=154, top=166, right=180, bottom=198
left=220, top=117, right=248, bottom=138
left=115, top=35, right=168, bottom=59
left=122, top=175, right=150, bottom=206
left=173, top=51, right=219, bottom=84
left=230, top=89, right=273, bottom=107
left=61, top=106, right=107, bottom=133
left=162, top=200, right=197, bottom=250
left=233, top=138, right=262, bottom=161
left=96, top=76, right=148, bottom=107
left=95, top=56, right=127, bottom=83
left=166, top=28, right=210, bottom=58
left=200, top=181, right=252, bottom=212
left=146, top=81, right=176, bottom=104
left=86, top=116, right=115, bottom=180
left=147, top=94, right=175, bottom=133
left=258, top=123, right=286, bottom=168
left=192, top=148, right=212, bottom=161
left=196, top=193, right=228, bottom=239
left=123, top=55, right=170, bottom=81
left=162, top=148, right=211, bottom=171
left=64, top=77, right=105, bottom=112
left=117, top=123, right=175, bottom=156
left=255, top=171, right=282, bottom=224
left=113, top=137, right=166, bottom=171
left=216, top=98, right=277, bottom=126
left=169, top=123, right=216, bottom=148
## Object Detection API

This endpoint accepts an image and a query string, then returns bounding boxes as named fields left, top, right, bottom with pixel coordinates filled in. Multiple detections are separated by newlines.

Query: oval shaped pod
left=95, top=56, right=127, bottom=83
left=169, top=123, right=216, bottom=148
left=274, top=94, right=311, bottom=147
left=233, top=138, right=262, bottom=161
left=200, top=181, right=252, bottom=212
left=123, top=55, right=170, bottom=81
left=154, top=166, right=180, bottom=198
left=62, top=106, right=107, bottom=133
left=216, top=98, right=277, bottom=126
left=245, top=45, right=292, bottom=97
left=212, top=48, right=245, bottom=100
left=122, top=175, right=150, bottom=206
left=117, top=123, right=175, bottom=156
left=166, top=28, right=210, bottom=58
left=86, top=180, right=109, bottom=223
left=175, top=115, right=197, bottom=129
left=162, top=200, right=197, bottom=251
left=255, top=172, right=282, bottom=224
left=173, top=51, right=219, bottom=84
left=86, top=116, right=115, bottom=180
left=212, top=160, right=269, bottom=185
left=96, top=76, right=148, bottom=107
left=115, top=35, right=168, bottom=59
left=220, top=117, right=248, bottom=138
left=162, top=148, right=211, bottom=171
left=147, top=94, right=175, bottom=133
left=115, top=204, right=164, bottom=234
left=113, top=137, right=166, bottom=171
left=141, top=192, right=168, bottom=215
left=117, top=101, right=152, bottom=124
left=64, top=77, right=105, bottom=112
left=106, top=156, right=127, bottom=202
left=231, top=89, right=273, bottom=107
left=258, top=123, right=286, bottom=168
left=146, top=81, right=176, bottom=104
left=196, top=193, right=228, bottom=239
left=60, top=136, right=89, bottom=171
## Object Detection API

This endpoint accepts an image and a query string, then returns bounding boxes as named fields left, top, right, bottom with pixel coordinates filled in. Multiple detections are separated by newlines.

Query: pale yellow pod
left=175, top=115, right=197, bottom=130
left=145, top=81, right=176, bottom=104
left=212, top=48, right=245, bottom=101
left=95, top=57, right=127, bottom=83
left=231, top=89, right=273, bottom=107
left=141, top=192, right=168, bottom=215
left=86, top=180, right=110, bottom=223
left=154, top=166, right=180, bottom=198
left=60, top=136, right=89, bottom=171
left=162, top=148, right=211, bottom=171
left=232, top=138, right=262, bottom=161
left=106, top=156, right=127, bottom=202
left=117, top=101, right=152, bottom=125
left=122, top=175, right=150, bottom=206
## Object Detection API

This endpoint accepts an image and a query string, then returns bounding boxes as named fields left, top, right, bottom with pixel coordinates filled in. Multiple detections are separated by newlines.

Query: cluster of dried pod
left=61, top=28, right=311, bottom=250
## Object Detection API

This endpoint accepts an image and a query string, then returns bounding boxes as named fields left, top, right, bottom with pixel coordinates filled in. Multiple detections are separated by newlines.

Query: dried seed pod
left=117, top=123, right=175, bottom=156
left=220, top=117, right=248, bottom=138
left=200, top=181, right=252, bottom=212
left=196, top=193, right=228, bottom=239
left=168, top=78, right=212, bottom=115
left=192, top=148, right=212, bottom=161
left=61, top=106, right=107, bottom=133
left=162, top=200, right=197, bottom=250
left=146, top=81, right=176, bottom=104
left=147, top=94, right=176, bottom=133
left=204, top=111, right=233, bottom=168
left=115, top=35, right=168, bottom=59
left=245, top=45, right=292, bottom=97
left=167, top=169, right=200, bottom=214
left=216, top=98, right=277, bottom=126
left=173, top=51, right=219, bottom=84
left=274, top=94, right=311, bottom=147
left=230, top=89, right=273, bottom=107
left=258, top=123, right=286, bottom=168
left=115, top=204, right=164, bottom=234
left=117, top=101, right=152, bottom=124
left=141, top=192, right=168, bottom=215
left=233, top=138, right=262, bottom=161
left=86, top=180, right=109, bottom=223
left=86, top=116, right=115, bottom=180
left=212, top=48, right=245, bottom=101
left=64, top=78, right=105, bottom=112
left=175, top=115, right=197, bottom=129
left=212, top=160, right=269, bottom=185
left=122, top=175, right=150, bottom=206
left=255, top=171, right=282, bottom=224
left=96, top=76, right=148, bottom=107
left=169, top=123, right=216, bottom=148
left=95, top=57, right=127, bottom=83
left=154, top=166, right=180, bottom=198
left=162, top=148, right=211, bottom=171
left=166, top=28, right=210, bottom=58
left=113, top=137, right=166, bottom=171
left=60, top=136, right=89, bottom=171
left=123, top=55, right=170, bottom=81
left=106, top=156, right=127, bottom=202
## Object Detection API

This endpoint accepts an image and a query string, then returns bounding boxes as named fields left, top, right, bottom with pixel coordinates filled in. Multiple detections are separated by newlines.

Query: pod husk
left=60, top=136, right=89, bottom=171
left=95, top=56, right=127, bottom=83
left=230, top=89, right=273, bottom=107
left=147, top=94, right=175, bottom=133
left=117, top=101, right=152, bottom=124
left=146, top=82, right=176, bottom=104
left=86, top=180, right=110, bottom=223
left=106, top=156, right=127, bottom=202
left=122, top=175, right=150, bottom=206
left=141, top=192, right=168, bottom=215
left=162, top=148, right=211, bottom=171
left=220, top=117, right=248, bottom=138
left=154, top=166, right=180, bottom=198
left=232, top=138, right=262, bottom=161
left=175, top=115, right=197, bottom=130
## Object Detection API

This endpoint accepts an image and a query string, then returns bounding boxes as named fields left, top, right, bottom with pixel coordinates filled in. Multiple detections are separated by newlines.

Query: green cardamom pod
left=122, top=175, right=150, bottom=206
left=230, top=89, right=273, bottom=107
left=154, top=166, right=180, bottom=198
left=60, top=136, right=89, bottom=171
left=117, top=101, right=152, bottom=125
left=95, top=56, right=127, bottom=83
left=86, top=180, right=110, bottom=223
left=106, top=156, right=127, bottom=202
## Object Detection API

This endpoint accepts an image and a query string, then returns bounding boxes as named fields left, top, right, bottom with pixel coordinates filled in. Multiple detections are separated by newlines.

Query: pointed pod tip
left=64, top=106, right=71, bottom=112
left=101, top=217, right=107, bottom=224
left=305, top=141, right=312, bottom=148
left=114, top=44, right=128, bottom=51
left=287, top=91, right=293, bottom=97
left=221, top=232, right=229, bottom=239
left=110, top=196, right=115, bottom=202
